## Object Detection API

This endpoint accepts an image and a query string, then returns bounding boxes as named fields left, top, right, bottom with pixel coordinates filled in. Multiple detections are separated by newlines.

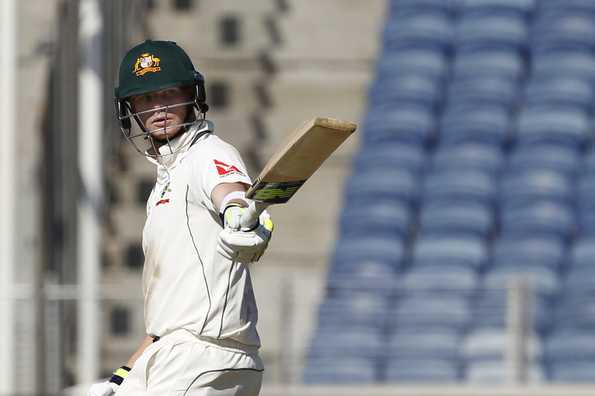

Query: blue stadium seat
left=484, top=266, right=560, bottom=296
left=391, top=295, right=472, bottom=331
left=472, top=289, right=552, bottom=330
left=539, top=0, right=595, bottom=15
left=385, top=358, right=460, bottom=382
left=466, top=361, right=545, bottom=383
left=303, top=357, right=377, bottom=384
left=431, top=144, right=503, bottom=176
left=506, top=145, right=581, bottom=177
left=384, top=13, right=455, bottom=53
left=424, top=169, right=496, bottom=205
left=400, top=265, right=478, bottom=297
left=353, top=142, right=426, bottom=175
left=440, top=104, right=511, bottom=146
left=552, top=296, right=595, bottom=331
left=310, top=328, right=383, bottom=359
left=363, top=104, right=436, bottom=146
left=389, top=0, right=459, bottom=18
left=369, top=73, right=443, bottom=111
left=387, top=330, right=461, bottom=360
left=447, top=75, right=519, bottom=109
left=340, top=200, right=412, bottom=239
left=330, top=236, right=404, bottom=275
left=545, top=331, right=595, bottom=372
left=412, top=235, right=488, bottom=269
left=524, top=77, right=594, bottom=113
left=378, top=50, right=449, bottom=82
left=500, top=201, right=576, bottom=241
left=532, top=50, right=595, bottom=82
left=462, top=329, right=543, bottom=363
left=516, top=106, right=590, bottom=149
left=582, top=150, right=595, bottom=175
left=460, top=0, right=535, bottom=18
left=578, top=176, right=595, bottom=209
left=419, top=202, right=494, bottom=238
left=533, top=13, right=595, bottom=53
left=569, top=238, right=595, bottom=272
left=492, top=237, right=565, bottom=271
left=549, top=361, right=595, bottom=383
left=499, top=170, right=574, bottom=209
left=344, top=168, right=420, bottom=205
left=455, top=15, right=529, bottom=52
left=453, top=48, right=525, bottom=81
left=316, top=293, right=390, bottom=332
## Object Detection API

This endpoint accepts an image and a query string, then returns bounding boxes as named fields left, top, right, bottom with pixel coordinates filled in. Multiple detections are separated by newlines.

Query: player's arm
left=86, top=335, right=154, bottom=396
left=212, top=182, right=274, bottom=262
left=211, top=182, right=250, bottom=212
left=125, top=334, right=155, bottom=367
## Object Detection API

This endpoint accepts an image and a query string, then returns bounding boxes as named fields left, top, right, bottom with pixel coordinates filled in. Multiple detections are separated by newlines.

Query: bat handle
left=240, top=201, right=269, bottom=230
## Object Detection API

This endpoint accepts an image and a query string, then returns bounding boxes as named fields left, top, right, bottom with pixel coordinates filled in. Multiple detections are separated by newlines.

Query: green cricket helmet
left=114, top=40, right=209, bottom=157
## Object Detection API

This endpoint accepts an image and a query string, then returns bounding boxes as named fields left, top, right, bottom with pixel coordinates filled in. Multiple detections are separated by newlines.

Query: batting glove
left=87, top=366, right=130, bottom=396
left=217, top=206, right=274, bottom=262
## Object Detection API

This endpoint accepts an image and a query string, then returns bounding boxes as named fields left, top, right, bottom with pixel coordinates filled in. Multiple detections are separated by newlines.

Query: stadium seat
left=309, top=328, right=384, bottom=359
left=462, top=329, right=544, bottom=363
left=548, top=361, right=595, bottom=383
left=400, top=265, right=479, bottom=297
left=377, top=49, right=449, bottom=82
left=455, top=15, right=529, bottom=52
left=424, top=169, right=496, bottom=205
left=447, top=75, right=519, bottom=110
left=500, top=201, right=576, bottom=241
left=460, top=0, right=535, bottom=19
left=516, top=106, right=590, bottom=149
left=387, top=330, right=461, bottom=360
left=532, top=50, right=595, bottom=83
left=412, top=235, right=488, bottom=269
left=303, top=357, right=378, bottom=384
left=466, top=361, right=546, bottom=383
left=353, top=142, right=426, bottom=175
left=385, top=358, right=460, bottom=382
left=363, top=104, right=436, bottom=146
left=440, top=104, right=511, bottom=146
left=533, top=13, right=595, bottom=53
left=492, top=237, right=565, bottom=271
left=340, top=200, right=412, bottom=239
left=484, top=266, right=560, bottom=297
left=316, top=293, right=390, bottom=332
left=369, top=73, right=443, bottom=111
left=384, top=13, right=455, bottom=53
left=330, top=236, right=404, bottom=274
left=524, top=77, right=594, bottom=113
left=452, top=48, right=525, bottom=81
left=499, top=170, right=574, bottom=209
left=545, top=330, right=595, bottom=362
left=344, top=168, right=420, bottom=205
left=391, top=295, right=472, bottom=331
left=506, top=145, right=581, bottom=177
left=431, top=144, right=503, bottom=176
left=389, top=0, right=459, bottom=18
left=472, top=289, right=552, bottom=330
left=419, top=201, right=494, bottom=238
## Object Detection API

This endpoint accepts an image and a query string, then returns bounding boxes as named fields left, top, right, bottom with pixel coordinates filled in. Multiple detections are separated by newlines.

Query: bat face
left=246, top=117, right=357, bottom=203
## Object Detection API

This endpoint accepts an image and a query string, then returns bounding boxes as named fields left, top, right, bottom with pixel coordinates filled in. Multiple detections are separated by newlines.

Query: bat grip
left=240, top=201, right=269, bottom=230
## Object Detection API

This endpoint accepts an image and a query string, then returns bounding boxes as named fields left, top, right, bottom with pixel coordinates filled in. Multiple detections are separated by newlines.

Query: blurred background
left=3, top=0, right=595, bottom=395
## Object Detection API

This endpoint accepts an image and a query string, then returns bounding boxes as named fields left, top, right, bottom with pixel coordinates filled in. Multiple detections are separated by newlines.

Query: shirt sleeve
left=191, top=139, right=252, bottom=212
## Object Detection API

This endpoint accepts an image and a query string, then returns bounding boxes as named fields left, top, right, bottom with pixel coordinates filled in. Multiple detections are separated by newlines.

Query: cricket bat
left=240, top=117, right=357, bottom=229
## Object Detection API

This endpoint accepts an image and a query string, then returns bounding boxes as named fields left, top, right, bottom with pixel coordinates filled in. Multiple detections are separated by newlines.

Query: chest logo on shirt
left=214, top=159, right=245, bottom=177
left=155, top=181, right=172, bottom=207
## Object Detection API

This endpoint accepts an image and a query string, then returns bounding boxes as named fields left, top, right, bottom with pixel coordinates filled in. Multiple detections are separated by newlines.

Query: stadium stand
left=306, top=0, right=595, bottom=385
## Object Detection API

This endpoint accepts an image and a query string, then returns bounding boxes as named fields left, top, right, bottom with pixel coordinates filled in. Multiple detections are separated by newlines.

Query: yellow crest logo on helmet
left=133, top=53, right=161, bottom=76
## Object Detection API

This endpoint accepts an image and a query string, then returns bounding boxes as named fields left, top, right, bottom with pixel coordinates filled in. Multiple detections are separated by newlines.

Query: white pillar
left=0, top=0, right=17, bottom=393
left=77, top=0, right=104, bottom=384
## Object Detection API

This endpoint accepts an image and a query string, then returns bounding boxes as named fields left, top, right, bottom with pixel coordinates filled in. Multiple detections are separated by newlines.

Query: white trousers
left=115, top=329, right=263, bottom=396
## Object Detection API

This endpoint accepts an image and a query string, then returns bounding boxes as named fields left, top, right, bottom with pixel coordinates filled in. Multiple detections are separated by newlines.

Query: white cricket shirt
left=141, top=120, right=260, bottom=347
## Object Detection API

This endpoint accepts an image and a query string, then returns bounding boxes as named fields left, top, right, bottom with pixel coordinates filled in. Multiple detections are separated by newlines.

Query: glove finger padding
left=216, top=210, right=273, bottom=262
